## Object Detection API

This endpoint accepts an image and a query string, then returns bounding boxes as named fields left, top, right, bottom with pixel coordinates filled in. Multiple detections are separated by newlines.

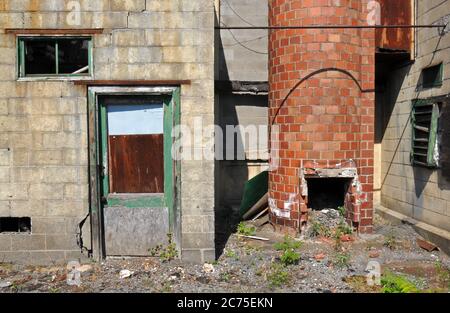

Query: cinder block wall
left=0, top=0, right=215, bottom=264
left=380, top=1, right=450, bottom=232
left=218, top=0, right=269, bottom=209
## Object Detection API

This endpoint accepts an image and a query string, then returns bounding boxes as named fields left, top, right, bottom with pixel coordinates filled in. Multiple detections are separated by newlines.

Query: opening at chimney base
left=306, top=177, right=353, bottom=211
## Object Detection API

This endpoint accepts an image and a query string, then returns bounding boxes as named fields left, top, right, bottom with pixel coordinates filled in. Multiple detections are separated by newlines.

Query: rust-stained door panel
left=376, top=0, right=413, bottom=52
left=109, top=134, right=164, bottom=194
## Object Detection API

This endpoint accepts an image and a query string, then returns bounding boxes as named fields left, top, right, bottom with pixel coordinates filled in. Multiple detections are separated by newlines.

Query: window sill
left=17, top=76, right=93, bottom=82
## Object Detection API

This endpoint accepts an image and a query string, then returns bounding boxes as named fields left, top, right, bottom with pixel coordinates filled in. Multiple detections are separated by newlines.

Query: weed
left=337, top=219, right=353, bottom=235
left=267, top=264, right=290, bottom=288
left=225, top=249, right=239, bottom=260
left=274, top=235, right=302, bottom=251
left=220, top=272, right=231, bottom=282
left=149, top=233, right=178, bottom=262
left=333, top=252, right=351, bottom=268
left=280, top=249, right=300, bottom=266
left=381, top=273, right=419, bottom=293
left=337, top=206, right=346, bottom=217
left=274, top=235, right=302, bottom=266
left=310, top=221, right=332, bottom=238
left=237, top=222, right=256, bottom=236
left=434, top=260, right=450, bottom=289
left=383, top=232, right=397, bottom=250
left=161, top=282, right=172, bottom=293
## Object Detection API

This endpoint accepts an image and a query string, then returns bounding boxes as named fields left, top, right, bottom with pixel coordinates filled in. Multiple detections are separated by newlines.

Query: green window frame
left=17, top=36, right=93, bottom=78
left=421, top=63, right=443, bottom=89
left=411, top=99, right=440, bottom=168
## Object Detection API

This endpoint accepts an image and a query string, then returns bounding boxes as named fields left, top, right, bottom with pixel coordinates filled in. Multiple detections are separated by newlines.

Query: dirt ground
left=0, top=215, right=449, bottom=293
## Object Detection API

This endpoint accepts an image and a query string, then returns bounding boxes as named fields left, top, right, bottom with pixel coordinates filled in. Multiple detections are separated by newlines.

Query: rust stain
left=108, top=134, right=164, bottom=194
left=28, top=0, right=40, bottom=12
left=0, top=1, right=8, bottom=11
left=376, top=0, right=412, bottom=51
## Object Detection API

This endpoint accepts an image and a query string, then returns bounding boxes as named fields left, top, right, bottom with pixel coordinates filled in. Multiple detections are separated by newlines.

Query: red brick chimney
left=268, top=0, right=375, bottom=234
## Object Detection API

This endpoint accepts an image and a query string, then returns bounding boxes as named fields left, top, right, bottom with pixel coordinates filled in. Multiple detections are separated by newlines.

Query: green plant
left=310, top=221, right=332, bottom=238
left=149, top=233, right=178, bottom=262
left=274, top=235, right=302, bottom=266
left=225, top=249, right=239, bottom=260
left=337, top=219, right=353, bottom=235
left=267, top=264, right=290, bottom=288
left=337, top=206, right=346, bottom=217
left=274, top=235, right=302, bottom=251
left=237, top=222, right=256, bottom=236
left=333, top=252, right=351, bottom=268
left=383, top=232, right=397, bottom=250
left=435, top=260, right=450, bottom=289
left=220, top=272, right=231, bottom=282
left=161, top=282, right=172, bottom=293
left=381, top=273, right=419, bottom=293
left=280, top=249, right=300, bottom=266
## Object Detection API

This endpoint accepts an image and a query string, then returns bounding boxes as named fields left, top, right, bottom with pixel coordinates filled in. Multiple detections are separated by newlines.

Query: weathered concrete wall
left=380, top=0, right=450, bottom=231
left=219, top=0, right=268, bottom=81
left=0, top=0, right=215, bottom=264
left=217, top=0, right=269, bottom=212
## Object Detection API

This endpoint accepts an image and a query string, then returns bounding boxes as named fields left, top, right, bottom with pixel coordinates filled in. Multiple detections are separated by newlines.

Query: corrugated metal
left=376, top=0, right=413, bottom=52
left=109, top=134, right=164, bottom=194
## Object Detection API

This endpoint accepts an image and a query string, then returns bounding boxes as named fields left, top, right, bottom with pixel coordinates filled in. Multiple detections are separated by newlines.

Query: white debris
left=203, top=263, right=215, bottom=274
left=119, top=269, right=134, bottom=279
left=0, top=281, right=12, bottom=288
left=77, top=265, right=93, bottom=273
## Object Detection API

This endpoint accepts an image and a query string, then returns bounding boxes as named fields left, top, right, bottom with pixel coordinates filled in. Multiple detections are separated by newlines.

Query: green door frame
left=87, top=86, right=181, bottom=261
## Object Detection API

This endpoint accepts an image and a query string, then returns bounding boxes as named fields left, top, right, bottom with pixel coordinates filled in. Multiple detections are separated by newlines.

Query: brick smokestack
left=268, top=0, right=375, bottom=234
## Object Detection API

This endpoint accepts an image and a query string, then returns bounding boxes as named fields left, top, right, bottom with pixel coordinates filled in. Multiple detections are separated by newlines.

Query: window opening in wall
left=18, top=37, right=92, bottom=78
left=0, top=217, right=31, bottom=233
left=421, top=63, right=443, bottom=89
left=411, top=99, right=441, bottom=168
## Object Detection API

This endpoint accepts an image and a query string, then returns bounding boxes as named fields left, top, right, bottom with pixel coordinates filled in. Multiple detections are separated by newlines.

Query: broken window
left=411, top=99, right=440, bottom=168
left=0, top=217, right=31, bottom=233
left=18, top=37, right=92, bottom=77
left=421, top=63, right=443, bottom=89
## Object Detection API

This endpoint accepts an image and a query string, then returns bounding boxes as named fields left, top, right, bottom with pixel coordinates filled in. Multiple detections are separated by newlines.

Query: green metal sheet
left=240, top=170, right=269, bottom=217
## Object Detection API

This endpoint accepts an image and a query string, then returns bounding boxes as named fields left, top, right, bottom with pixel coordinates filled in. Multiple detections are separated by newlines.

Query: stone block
left=31, top=217, right=66, bottom=234
left=46, top=234, right=79, bottom=250
left=0, top=183, right=28, bottom=200
left=11, top=234, right=46, bottom=251
left=181, top=249, right=202, bottom=263
left=110, top=0, right=146, bottom=12
left=0, top=167, right=10, bottom=183
left=29, top=116, right=62, bottom=131
left=181, top=232, right=214, bottom=249
left=29, top=184, right=64, bottom=200
left=29, top=150, right=63, bottom=166
left=0, top=235, right=11, bottom=251
left=30, top=251, right=66, bottom=265
left=10, top=200, right=45, bottom=217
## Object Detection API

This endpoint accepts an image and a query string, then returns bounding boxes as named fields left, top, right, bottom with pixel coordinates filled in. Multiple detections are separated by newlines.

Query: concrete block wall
left=217, top=1, right=270, bottom=212
left=0, top=0, right=215, bottom=264
left=380, top=0, right=450, bottom=232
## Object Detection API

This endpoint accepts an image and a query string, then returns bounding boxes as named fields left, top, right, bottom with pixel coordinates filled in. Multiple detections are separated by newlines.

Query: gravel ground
left=0, top=214, right=449, bottom=293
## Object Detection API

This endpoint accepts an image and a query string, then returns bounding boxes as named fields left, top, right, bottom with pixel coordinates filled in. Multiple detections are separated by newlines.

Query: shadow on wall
left=214, top=11, right=248, bottom=259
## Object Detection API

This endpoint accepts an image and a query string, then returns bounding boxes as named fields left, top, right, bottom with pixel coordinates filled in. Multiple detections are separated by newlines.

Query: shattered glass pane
left=58, top=38, right=90, bottom=74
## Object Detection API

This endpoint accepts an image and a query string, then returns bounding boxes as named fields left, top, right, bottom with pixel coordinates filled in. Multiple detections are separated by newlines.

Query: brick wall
left=0, top=0, right=215, bottom=264
left=268, top=0, right=375, bottom=234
